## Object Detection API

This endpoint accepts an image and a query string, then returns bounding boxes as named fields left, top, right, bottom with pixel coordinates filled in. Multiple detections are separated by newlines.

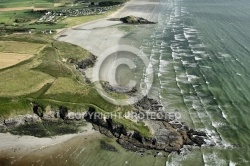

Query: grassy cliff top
left=0, top=34, right=150, bottom=137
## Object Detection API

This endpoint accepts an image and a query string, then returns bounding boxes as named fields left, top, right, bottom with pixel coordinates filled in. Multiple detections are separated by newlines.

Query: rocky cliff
left=84, top=96, right=211, bottom=153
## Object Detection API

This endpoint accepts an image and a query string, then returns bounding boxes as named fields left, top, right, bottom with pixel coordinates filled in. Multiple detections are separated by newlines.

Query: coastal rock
left=169, top=121, right=183, bottom=129
left=135, top=96, right=163, bottom=111
left=43, top=110, right=56, bottom=120
left=191, top=136, right=205, bottom=146
left=76, top=55, right=96, bottom=70
left=119, top=16, right=156, bottom=24
left=180, top=130, right=193, bottom=145
left=101, top=81, right=137, bottom=95
left=32, top=103, right=44, bottom=118
left=3, top=118, right=23, bottom=128
left=59, top=106, right=68, bottom=120
left=1, top=114, right=41, bottom=129
left=84, top=94, right=209, bottom=153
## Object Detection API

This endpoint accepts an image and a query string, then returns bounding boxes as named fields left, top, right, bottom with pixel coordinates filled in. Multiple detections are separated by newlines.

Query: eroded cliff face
left=0, top=104, right=86, bottom=137
left=0, top=95, right=211, bottom=153
left=84, top=96, right=210, bottom=153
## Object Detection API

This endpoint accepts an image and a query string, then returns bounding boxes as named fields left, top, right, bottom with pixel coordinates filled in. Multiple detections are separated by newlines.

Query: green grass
left=114, top=118, right=151, bottom=137
left=60, top=6, right=122, bottom=27
left=33, top=61, right=73, bottom=78
left=0, top=69, right=55, bottom=96
left=0, top=0, right=71, bottom=8
left=0, top=34, right=51, bottom=44
left=0, top=1, right=35, bottom=8
left=0, top=10, right=41, bottom=24
left=0, top=97, right=32, bottom=117
left=0, top=40, right=45, bottom=54
left=0, top=34, right=131, bottom=115
left=0, top=33, right=150, bottom=139
left=0, top=0, right=151, bottom=137
left=0, top=0, right=124, bottom=31
left=51, top=41, right=91, bottom=60
left=24, top=23, right=66, bottom=30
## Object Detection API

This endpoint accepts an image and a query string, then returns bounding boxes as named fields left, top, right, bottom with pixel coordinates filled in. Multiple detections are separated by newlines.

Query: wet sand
left=0, top=123, right=96, bottom=156
left=56, top=0, right=162, bottom=56
left=56, top=0, right=162, bottom=81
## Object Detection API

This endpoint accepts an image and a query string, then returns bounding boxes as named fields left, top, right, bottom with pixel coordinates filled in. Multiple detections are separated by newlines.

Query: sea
left=133, top=0, right=250, bottom=165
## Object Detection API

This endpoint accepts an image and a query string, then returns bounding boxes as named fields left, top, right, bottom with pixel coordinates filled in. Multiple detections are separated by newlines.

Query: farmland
left=0, top=53, right=34, bottom=69
left=0, top=0, right=71, bottom=9
left=0, top=0, right=124, bottom=33
left=0, top=0, right=150, bottom=138
left=0, top=34, right=138, bottom=131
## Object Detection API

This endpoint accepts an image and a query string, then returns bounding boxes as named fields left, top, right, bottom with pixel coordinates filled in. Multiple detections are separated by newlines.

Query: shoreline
left=55, top=0, right=162, bottom=54
left=56, top=0, right=163, bottom=81
left=0, top=123, right=97, bottom=156
left=0, top=0, right=165, bottom=161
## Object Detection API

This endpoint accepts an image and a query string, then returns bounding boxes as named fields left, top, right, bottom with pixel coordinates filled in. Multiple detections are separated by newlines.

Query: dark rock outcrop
left=32, top=103, right=44, bottom=118
left=59, top=106, right=68, bottom=120
left=76, top=55, right=97, bottom=70
left=191, top=136, right=205, bottom=146
left=0, top=114, right=41, bottom=129
left=84, top=97, right=209, bottom=153
left=119, top=16, right=156, bottom=24
left=83, top=91, right=211, bottom=153
left=101, top=81, right=137, bottom=95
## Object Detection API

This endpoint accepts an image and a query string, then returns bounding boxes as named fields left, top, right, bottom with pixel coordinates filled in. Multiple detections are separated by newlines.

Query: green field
left=0, top=0, right=71, bottom=8
left=0, top=10, right=66, bottom=31
left=0, top=33, right=149, bottom=136
left=0, top=0, right=124, bottom=33
left=0, top=0, right=150, bottom=137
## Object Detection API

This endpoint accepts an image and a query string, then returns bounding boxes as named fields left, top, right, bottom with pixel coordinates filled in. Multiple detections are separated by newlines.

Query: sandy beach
left=56, top=0, right=162, bottom=56
left=0, top=123, right=96, bottom=156
left=56, top=0, right=162, bottom=81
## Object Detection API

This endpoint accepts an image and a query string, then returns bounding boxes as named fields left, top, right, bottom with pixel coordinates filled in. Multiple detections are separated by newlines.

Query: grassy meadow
left=0, top=0, right=125, bottom=32
left=0, top=34, right=150, bottom=136
left=0, top=0, right=71, bottom=8
left=0, top=0, right=150, bottom=137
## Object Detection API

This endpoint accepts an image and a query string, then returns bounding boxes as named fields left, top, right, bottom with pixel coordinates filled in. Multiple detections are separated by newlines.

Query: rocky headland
left=0, top=52, right=214, bottom=154
left=84, top=94, right=213, bottom=154
left=0, top=91, right=214, bottom=154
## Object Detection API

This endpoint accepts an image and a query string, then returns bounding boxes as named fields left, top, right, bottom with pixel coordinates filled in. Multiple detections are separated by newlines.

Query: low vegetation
left=0, top=0, right=151, bottom=138
left=0, top=53, right=34, bottom=69
left=0, top=0, right=125, bottom=34
left=0, top=33, right=148, bottom=136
